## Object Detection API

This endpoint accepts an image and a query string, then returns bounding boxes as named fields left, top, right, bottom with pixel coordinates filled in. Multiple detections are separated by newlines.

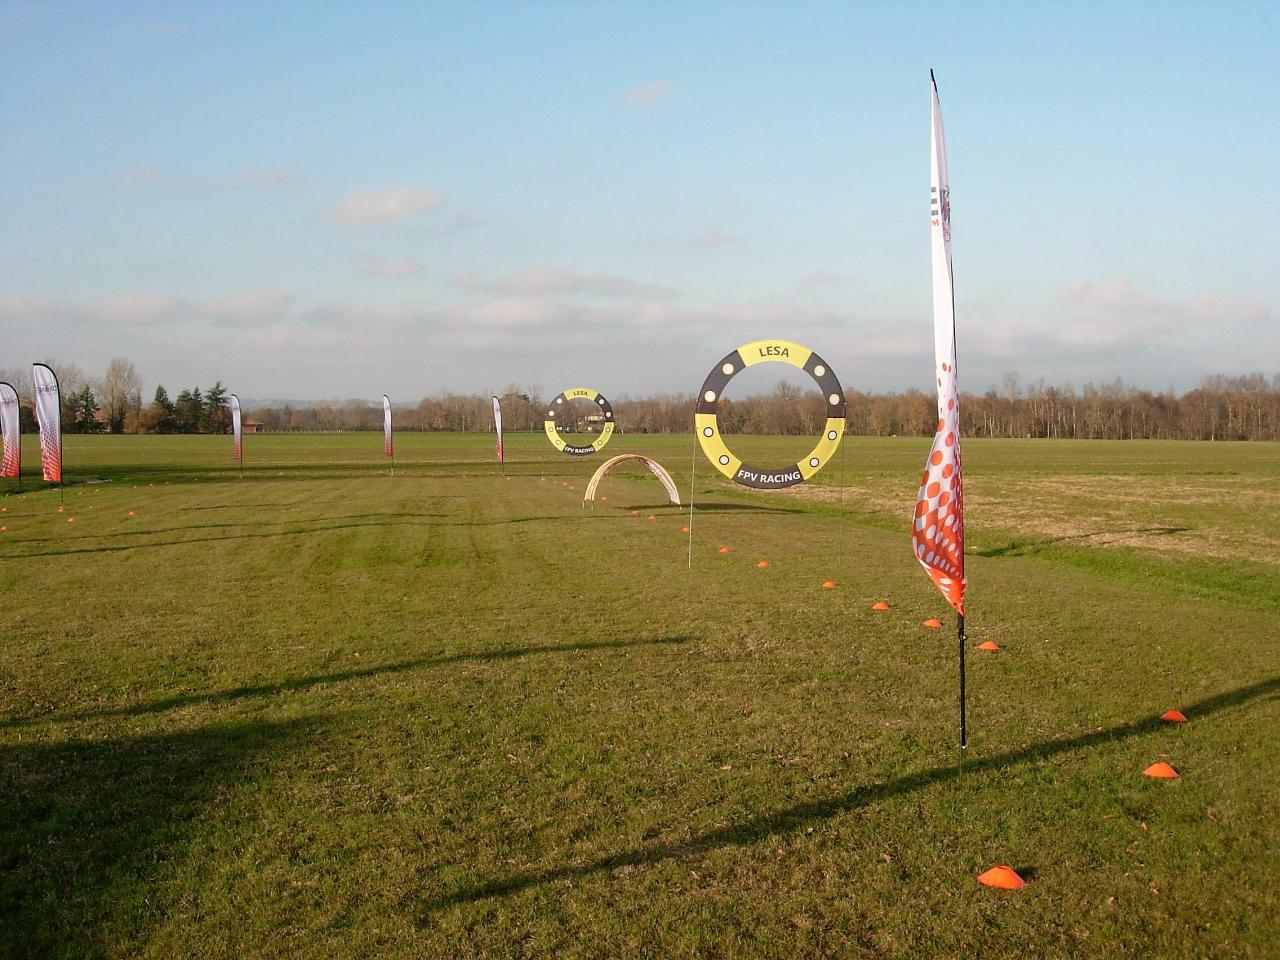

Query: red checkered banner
left=383, top=395, right=393, bottom=459
left=32, top=363, right=61, bottom=484
left=229, top=394, right=242, bottom=462
left=491, top=396, right=503, bottom=465
left=0, top=381, right=19, bottom=479
left=912, top=75, right=966, bottom=616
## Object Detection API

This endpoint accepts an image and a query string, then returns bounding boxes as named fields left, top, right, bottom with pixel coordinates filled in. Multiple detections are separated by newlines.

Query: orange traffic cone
left=822, top=580, right=836, bottom=589
left=647, top=515, right=656, bottom=521
left=871, top=601, right=890, bottom=611
left=922, top=618, right=942, bottom=629
left=1144, top=762, right=1179, bottom=779
left=719, top=546, right=730, bottom=554
left=1160, top=710, right=1187, bottom=723
left=67, top=517, right=76, bottom=524
left=977, top=640, right=1000, bottom=651
left=681, top=526, right=690, bottom=534
left=127, top=511, right=136, bottom=518
left=977, top=866, right=1025, bottom=890
left=757, top=561, right=769, bottom=568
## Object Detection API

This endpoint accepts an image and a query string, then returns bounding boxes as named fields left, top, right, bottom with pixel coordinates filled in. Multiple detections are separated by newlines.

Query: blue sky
left=1, top=1, right=1275, bottom=400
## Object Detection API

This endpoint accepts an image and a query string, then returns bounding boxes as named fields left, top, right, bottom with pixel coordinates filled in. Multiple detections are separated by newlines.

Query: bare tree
left=101, top=357, right=143, bottom=433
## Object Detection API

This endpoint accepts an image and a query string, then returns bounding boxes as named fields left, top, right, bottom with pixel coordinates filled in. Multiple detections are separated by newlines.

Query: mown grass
left=1, top=432, right=1278, bottom=958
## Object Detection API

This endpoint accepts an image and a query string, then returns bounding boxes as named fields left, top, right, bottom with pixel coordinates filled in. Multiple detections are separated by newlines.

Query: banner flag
left=491, top=396, right=504, bottom=464
left=0, top=382, right=19, bottom=479
left=912, top=72, right=966, bottom=616
left=32, top=363, right=62, bottom=484
left=383, top=395, right=393, bottom=459
left=229, top=394, right=242, bottom=462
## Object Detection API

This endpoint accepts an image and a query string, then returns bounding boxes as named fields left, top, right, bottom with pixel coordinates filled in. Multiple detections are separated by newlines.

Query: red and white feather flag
left=383, top=395, right=393, bottom=459
left=491, top=396, right=503, bottom=466
left=913, top=72, right=966, bottom=617
left=32, top=363, right=62, bottom=484
left=229, top=394, right=242, bottom=463
left=0, top=381, right=20, bottom=480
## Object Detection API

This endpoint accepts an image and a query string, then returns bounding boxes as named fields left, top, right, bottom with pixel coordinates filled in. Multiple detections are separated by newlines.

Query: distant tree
left=173, top=388, right=203, bottom=433
left=101, top=357, right=143, bottom=433
left=139, top=385, right=176, bottom=433
left=204, top=381, right=230, bottom=433
left=69, top=386, right=101, bottom=433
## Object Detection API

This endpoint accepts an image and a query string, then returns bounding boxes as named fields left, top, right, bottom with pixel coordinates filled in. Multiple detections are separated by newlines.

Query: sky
left=1, top=0, right=1276, bottom=402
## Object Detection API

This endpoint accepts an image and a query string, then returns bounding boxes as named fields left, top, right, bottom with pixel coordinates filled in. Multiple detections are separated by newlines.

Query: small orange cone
left=647, top=515, right=656, bottom=521
left=0, top=525, right=7, bottom=532
left=681, top=526, right=690, bottom=533
left=57, top=506, right=64, bottom=513
left=822, top=580, right=836, bottom=589
left=601, top=495, right=608, bottom=501
left=977, top=866, right=1025, bottom=890
left=978, top=640, right=1000, bottom=651
left=922, top=618, right=942, bottom=629
left=719, top=546, right=730, bottom=554
left=1160, top=710, right=1187, bottom=723
left=1, top=506, right=6, bottom=512
left=67, top=517, right=76, bottom=524
left=631, top=510, right=640, bottom=516
left=127, top=510, right=136, bottom=518
left=871, top=601, right=890, bottom=611
left=1144, top=762, right=1179, bottom=779
left=757, top=561, right=769, bottom=568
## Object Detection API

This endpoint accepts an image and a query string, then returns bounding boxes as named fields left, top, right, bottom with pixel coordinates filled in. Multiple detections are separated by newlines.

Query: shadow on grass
left=0, top=714, right=326, bottom=956
left=5, top=636, right=695, bottom=729
left=974, top=526, right=1192, bottom=558
left=2, top=511, right=443, bottom=545
left=0, top=517, right=442, bottom=560
left=601, top=502, right=804, bottom=515
left=417, top=674, right=1280, bottom=915
left=50, top=461, right=547, bottom=486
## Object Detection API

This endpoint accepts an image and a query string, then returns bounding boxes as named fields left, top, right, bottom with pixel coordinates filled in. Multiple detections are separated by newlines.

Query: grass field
left=2, top=432, right=1278, bottom=958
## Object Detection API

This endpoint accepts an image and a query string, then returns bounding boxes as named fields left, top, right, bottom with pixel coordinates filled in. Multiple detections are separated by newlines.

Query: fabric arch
left=583, top=454, right=681, bottom=506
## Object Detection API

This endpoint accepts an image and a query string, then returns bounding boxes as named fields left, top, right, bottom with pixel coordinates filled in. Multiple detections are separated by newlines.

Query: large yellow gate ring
left=695, top=340, right=845, bottom=489
left=544, top=387, right=616, bottom=456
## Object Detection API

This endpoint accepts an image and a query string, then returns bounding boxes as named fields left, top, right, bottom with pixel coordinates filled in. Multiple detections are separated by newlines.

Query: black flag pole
left=687, top=407, right=697, bottom=570
left=958, top=612, right=967, bottom=753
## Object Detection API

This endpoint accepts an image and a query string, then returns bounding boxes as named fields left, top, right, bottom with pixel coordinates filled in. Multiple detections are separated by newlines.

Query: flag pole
left=687, top=406, right=697, bottom=570
left=958, top=612, right=967, bottom=752
left=57, top=372, right=64, bottom=505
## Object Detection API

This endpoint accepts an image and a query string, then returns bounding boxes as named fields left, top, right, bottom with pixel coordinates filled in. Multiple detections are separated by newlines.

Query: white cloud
left=799, top=270, right=846, bottom=290
left=358, top=255, right=423, bottom=279
left=0, top=293, right=180, bottom=327
left=617, top=80, right=672, bottom=108
left=329, top=187, right=445, bottom=225
left=0, top=290, right=293, bottom=329
left=1064, top=278, right=1270, bottom=325
left=6, top=274, right=1272, bottom=400
left=692, top=227, right=742, bottom=249
left=197, top=290, right=295, bottom=326
left=458, top=267, right=676, bottom=299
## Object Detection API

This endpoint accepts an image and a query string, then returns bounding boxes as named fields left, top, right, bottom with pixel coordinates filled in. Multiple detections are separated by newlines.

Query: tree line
left=2, top=362, right=1278, bottom=440
left=0, top=359, right=233, bottom=435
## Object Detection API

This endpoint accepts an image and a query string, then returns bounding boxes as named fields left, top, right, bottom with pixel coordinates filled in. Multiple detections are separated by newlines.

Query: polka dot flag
left=913, top=75, right=966, bottom=617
